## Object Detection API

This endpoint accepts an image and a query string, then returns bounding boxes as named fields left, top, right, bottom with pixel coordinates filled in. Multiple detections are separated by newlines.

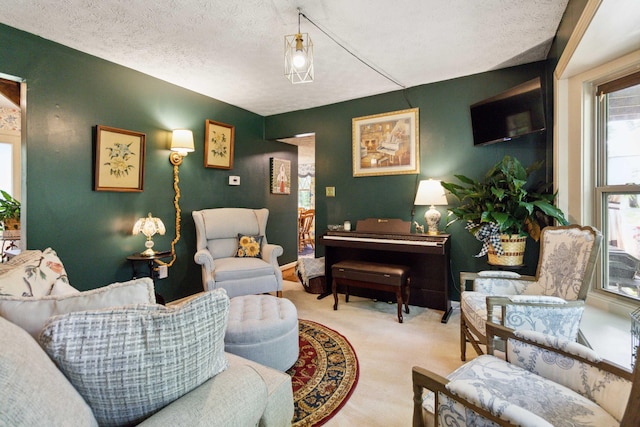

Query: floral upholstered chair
left=192, top=208, right=283, bottom=298
left=460, top=225, right=602, bottom=361
left=413, top=322, right=640, bottom=427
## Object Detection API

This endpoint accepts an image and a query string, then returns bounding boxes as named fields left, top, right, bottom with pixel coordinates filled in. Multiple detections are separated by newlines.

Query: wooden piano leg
left=332, top=278, right=339, bottom=311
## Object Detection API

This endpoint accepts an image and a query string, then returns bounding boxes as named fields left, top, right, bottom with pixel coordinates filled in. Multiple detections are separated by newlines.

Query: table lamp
left=133, top=213, right=166, bottom=256
left=414, top=179, right=447, bottom=235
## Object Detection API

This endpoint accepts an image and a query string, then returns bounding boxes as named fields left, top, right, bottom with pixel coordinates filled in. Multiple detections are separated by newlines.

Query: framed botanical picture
left=352, top=107, right=420, bottom=177
left=94, top=125, right=145, bottom=192
left=270, top=158, right=291, bottom=195
left=205, top=119, right=234, bottom=169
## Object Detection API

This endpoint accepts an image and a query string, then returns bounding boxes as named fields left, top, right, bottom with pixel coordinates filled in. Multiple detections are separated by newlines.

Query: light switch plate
left=229, top=176, right=240, bottom=186
left=326, top=186, right=335, bottom=197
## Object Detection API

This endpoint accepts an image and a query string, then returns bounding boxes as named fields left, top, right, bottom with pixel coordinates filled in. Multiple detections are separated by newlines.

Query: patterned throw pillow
left=235, top=234, right=263, bottom=258
left=39, top=289, right=230, bottom=426
left=0, top=248, right=72, bottom=297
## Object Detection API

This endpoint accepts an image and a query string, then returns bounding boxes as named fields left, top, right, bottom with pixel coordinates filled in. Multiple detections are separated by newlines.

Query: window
left=596, top=71, right=640, bottom=300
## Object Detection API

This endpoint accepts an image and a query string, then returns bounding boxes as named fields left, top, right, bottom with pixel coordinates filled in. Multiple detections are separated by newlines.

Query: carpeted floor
left=282, top=279, right=467, bottom=426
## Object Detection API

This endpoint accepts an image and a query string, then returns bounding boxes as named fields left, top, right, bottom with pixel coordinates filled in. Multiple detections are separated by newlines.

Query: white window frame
left=555, top=49, right=640, bottom=316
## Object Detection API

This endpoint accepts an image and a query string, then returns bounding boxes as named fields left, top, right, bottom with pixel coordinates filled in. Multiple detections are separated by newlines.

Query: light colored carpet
left=281, top=279, right=468, bottom=426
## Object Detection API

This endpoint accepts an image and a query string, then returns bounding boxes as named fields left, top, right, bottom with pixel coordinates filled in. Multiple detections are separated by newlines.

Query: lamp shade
left=170, top=129, right=195, bottom=154
left=133, top=213, right=166, bottom=256
left=414, top=179, right=447, bottom=206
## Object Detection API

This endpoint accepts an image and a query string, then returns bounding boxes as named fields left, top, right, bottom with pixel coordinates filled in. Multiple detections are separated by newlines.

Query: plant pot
left=488, top=234, right=526, bottom=266
left=2, top=218, right=20, bottom=231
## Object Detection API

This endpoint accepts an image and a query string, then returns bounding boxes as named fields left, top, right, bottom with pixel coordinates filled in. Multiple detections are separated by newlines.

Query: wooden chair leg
left=403, top=279, right=411, bottom=314
left=460, top=315, right=467, bottom=361
left=395, top=288, right=403, bottom=323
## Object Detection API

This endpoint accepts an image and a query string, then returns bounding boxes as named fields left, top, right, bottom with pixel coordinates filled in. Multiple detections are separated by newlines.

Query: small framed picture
left=94, top=125, right=145, bottom=192
left=205, top=119, right=234, bottom=169
left=352, top=108, right=420, bottom=177
left=270, top=158, right=291, bottom=195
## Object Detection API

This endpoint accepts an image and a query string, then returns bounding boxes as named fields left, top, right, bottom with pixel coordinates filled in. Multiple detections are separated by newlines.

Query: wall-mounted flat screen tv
left=470, top=77, right=546, bottom=146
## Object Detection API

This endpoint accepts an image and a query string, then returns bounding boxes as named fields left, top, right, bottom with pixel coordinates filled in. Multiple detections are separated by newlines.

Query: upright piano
left=320, top=218, right=452, bottom=323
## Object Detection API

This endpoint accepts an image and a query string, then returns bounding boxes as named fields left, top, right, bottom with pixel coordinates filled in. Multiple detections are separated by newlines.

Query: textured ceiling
left=0, top=0, right=569, bottom=116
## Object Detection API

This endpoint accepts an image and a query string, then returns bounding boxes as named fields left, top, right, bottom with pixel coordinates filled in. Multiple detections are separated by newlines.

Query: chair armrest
left=473, top=275, right=536, bottom=295
left=194, top=249, right=215, bottom=272
left=261, top=243, right=283, bottom=265
left=486, top=295, right=585, bottom=309
left=486, top=296, right=585, bottom=341
left=412, top=366, right=449, bottom=427
left=412, top=366, right=526, bottom=427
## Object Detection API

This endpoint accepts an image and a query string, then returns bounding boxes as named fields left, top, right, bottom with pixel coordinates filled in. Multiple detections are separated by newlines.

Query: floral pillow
left=235, top=234, right=263, bottom=258
left=0, top=248, right=73, bottom=297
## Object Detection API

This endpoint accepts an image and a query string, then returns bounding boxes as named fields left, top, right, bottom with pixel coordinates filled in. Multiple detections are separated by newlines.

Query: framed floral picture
left=205, top=119, right=234, bottom=169
left=270, top=158, right=291, bottom=195
left=94, top=125, right=145, bottom=192
left=352, top=108, right=420, bottom=177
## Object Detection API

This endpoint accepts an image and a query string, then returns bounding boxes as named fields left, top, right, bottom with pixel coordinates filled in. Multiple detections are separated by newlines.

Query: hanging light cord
left=298, top=10, right=406, bottom=90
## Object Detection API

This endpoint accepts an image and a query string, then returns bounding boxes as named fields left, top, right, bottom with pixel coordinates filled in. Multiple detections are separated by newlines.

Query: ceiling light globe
left=293, top=52, right=306, bottom=68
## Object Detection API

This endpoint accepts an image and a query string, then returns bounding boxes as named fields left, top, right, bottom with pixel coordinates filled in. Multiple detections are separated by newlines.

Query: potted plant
left=0, top=190, right=21, bottom=231
left=441, top=155, right=568, bottom=265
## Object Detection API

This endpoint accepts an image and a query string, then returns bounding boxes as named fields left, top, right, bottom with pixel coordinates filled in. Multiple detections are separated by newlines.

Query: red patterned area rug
left=287, top=319, right=359, bottom=426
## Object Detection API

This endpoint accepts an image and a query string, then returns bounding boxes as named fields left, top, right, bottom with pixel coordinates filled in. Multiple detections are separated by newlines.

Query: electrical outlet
left=157, top=265, right=168, bottom=279
left=326, top=186, right=335, bottom=197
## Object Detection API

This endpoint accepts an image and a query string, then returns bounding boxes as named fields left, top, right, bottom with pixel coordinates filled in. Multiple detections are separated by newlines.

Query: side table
left=126, top=250, right=172, bottom=304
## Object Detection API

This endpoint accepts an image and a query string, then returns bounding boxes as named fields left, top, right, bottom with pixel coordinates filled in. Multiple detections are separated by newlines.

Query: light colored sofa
left=0, top=249, right=294, bottom=426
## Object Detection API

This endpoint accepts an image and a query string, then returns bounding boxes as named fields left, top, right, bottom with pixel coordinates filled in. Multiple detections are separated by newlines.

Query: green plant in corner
left=441, top=156, right=568, bottom=257
left=0, top=190, right=21, bottom=231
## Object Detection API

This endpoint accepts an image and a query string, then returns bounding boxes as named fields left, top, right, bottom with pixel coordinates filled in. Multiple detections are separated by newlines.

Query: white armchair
left=460, top=225, right=602, bottom=361
left=413, top=322, right=639, bottom=427
left=192, top=208, right=284, bottom=298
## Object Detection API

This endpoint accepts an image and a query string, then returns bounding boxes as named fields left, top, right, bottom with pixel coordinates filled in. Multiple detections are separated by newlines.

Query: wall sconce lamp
left=156, top=129, right=195, bottom=268
left=284, top=8, right=314, bottom=84
left=169, top=129, right=195, bottom=166
left=414, top=179, right=448, bottom=235
left=132, top=213, right=166, bottom=256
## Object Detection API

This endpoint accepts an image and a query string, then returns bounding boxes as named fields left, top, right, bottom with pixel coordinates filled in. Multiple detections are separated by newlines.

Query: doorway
left=0, top=75, right=24, bottom=258
left=277, top=134, right=315, bottom=259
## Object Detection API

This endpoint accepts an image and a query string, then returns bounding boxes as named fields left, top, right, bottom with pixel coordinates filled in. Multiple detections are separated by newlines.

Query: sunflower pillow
left=235, top=234, right=263, bottom=258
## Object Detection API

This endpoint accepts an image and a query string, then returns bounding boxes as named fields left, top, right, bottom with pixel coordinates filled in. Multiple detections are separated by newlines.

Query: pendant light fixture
left=284, top=9, right=313, bottom=84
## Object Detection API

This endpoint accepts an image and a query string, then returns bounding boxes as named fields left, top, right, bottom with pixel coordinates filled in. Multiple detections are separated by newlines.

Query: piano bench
left=331, top=260, right=410, bottom=323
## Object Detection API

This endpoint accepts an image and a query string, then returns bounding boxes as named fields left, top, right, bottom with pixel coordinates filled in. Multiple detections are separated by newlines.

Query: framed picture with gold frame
left=205, top=119, right=234, bottom=169
left=352, top=108, right=419, bottom=177
left=94, top=125, right=145, bottom=192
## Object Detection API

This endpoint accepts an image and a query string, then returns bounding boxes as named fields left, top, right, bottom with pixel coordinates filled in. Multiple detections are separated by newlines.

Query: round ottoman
left=225, top=294, right=299, bottom=371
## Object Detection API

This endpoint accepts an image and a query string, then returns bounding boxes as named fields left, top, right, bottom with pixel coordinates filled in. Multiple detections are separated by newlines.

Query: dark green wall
left=266, top=62, right=550, bottom=300
left=0, top=24, right=297, bottom=301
